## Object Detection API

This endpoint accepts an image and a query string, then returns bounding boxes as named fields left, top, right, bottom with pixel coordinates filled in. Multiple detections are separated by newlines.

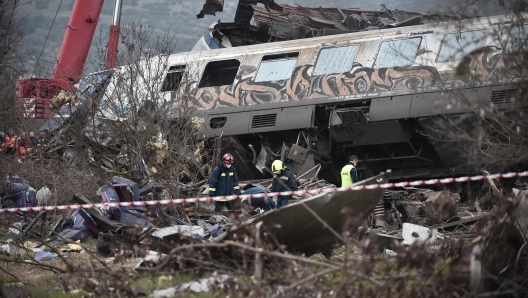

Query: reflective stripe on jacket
left=341, top=163, right=356, bottom=187
left=271, top=169, right=298, bottom=200
left=208, top=164, right=240, bottom=201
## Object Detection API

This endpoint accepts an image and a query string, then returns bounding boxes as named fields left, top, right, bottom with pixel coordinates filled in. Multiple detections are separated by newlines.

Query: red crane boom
left=16, top=0, right=122, bottom=118
left=106, top=0, right=123, bottom=69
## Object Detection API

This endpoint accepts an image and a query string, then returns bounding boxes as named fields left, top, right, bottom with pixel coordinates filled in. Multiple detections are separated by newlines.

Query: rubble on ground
left=1, top=169, right=525, bottom=251
left=1, top=167, right=527, bottom=295
left=151, top=275, right=232, bottom=297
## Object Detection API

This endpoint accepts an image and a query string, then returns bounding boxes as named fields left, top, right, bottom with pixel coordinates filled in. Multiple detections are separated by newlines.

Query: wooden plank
left=435, top=214, right=488, bottom=229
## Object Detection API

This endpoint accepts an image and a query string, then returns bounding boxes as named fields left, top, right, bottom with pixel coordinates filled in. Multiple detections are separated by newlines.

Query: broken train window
left=374, top=37, right=421, bottom=68
left=437, top=30, right=487, bottom=62
left=161, top=65, right=186, bottom=92
left=198, top=59, right=241, bottom=88
left=255, top=52, right=299, bottom=82
left=313, top=45, right=360, bottom=76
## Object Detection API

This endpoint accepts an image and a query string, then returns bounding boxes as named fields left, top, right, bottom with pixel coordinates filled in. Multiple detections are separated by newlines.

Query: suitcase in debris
left=112, top=176, right=140, bottom=202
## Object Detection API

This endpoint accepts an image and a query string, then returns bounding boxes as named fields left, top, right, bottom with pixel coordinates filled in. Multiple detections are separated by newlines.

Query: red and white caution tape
left=1, top=171, right=527, bottom=213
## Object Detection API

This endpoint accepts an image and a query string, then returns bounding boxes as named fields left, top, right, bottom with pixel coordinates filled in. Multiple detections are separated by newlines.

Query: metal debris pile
left=1, top=169, right=527, bottom=295
left=369, top=176, right=528, bottom=241
left=195, top=0, right=462, bottom=49
left=0, top=171, right=386, bottom=256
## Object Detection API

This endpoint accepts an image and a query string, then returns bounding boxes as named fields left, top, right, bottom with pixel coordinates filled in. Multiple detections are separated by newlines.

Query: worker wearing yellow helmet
left=270, top=160, right=298, bottom=208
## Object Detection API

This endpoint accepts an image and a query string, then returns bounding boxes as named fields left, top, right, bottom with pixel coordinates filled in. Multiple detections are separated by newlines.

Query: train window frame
left=254, top=52, right=300, bottom=82
left=312, top=45, right=360, bottom=76
left=161, top=65, right=186, bottom=92
left=436, top=30, right=487, bottom=63
left=505, top=24, right=528, bottom=53
left=374, top=37, right=422, bottom=68
left=198, top=59, right=242, bottom=88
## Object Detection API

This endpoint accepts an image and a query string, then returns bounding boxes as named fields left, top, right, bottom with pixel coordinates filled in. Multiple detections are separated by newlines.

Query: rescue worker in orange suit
left=5, top=130, right=16, bottom=156
left=270, top=160, right=298, bottom=208
left=341, top=155, right=360, bottom=187
left=16, top=131, right=27, bottom=161
left=208, top=153, right=241, bottom=213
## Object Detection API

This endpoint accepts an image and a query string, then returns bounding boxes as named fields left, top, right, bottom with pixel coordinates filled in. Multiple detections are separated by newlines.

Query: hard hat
left=222, top=153, right=234, bottom=164
left=271, top=160, right=285, bottom=173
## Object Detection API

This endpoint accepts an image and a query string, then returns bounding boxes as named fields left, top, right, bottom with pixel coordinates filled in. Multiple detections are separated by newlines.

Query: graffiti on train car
left=456, top=46, right=528, bottom=82
left=169, top=49, right=528, bottom=111
left=182, top=64, right=439, bottom=110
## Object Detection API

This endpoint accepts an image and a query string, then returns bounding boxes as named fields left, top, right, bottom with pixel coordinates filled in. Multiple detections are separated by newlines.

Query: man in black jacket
left=241, top=184, right=276, bottom=211
left=208, top=153, right=241, bottom=213
left=270, top=160, right=298, bottom=208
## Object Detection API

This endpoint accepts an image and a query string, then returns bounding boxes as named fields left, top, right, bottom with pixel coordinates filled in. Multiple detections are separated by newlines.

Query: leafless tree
left=89, top=22, right=210, bottom=184
left=417, top=0, right=528, bottom=174
left=0, top=0, right=26, bottom=131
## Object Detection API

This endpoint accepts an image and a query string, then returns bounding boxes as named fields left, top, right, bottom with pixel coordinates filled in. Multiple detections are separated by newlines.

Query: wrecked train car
left=172, top=9, right=528, bottom=182
left=76, top=2, right=528, bottom=183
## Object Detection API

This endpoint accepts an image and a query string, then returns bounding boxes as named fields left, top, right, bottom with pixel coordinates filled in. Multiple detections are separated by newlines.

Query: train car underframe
left=207, top=105, right=477, bottom=185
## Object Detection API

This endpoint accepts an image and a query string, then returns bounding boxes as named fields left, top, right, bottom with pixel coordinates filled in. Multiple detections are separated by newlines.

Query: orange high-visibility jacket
left=5, top=135, right=16, bottom=149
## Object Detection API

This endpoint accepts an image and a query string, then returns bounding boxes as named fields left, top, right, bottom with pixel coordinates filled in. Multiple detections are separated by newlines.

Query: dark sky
left=18, top=0, right=502, bottom=76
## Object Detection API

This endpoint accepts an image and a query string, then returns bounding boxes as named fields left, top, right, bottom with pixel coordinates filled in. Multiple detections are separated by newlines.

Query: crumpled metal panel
left=218, top=171, right=391, bottom=255
left=286, top=144, right=309, bottom=164
left=255, top=144, right=268, bottom=174
left=40, top=71, right=112, bottom=133
left=252, top=4, right=460, bottom=35
left=198, top=2, right=462, bottom=48
left=197, top=0, right=224, bottom=19
left=285, top=152, right=317, bottom=178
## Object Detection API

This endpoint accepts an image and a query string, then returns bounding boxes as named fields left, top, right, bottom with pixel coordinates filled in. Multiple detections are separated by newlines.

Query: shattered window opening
left=437, top=30, right=487, bottom=62
left=210, top=117, right=227, bottom=128
left=161, top=65, right=186, bottom=92
left=255, top=52, right=299, bottom=82
left=199, top=59, right=241, bottom=88
left=313, top=45, right=359, bottom=76
left=374, top=37, right=421, bottom=68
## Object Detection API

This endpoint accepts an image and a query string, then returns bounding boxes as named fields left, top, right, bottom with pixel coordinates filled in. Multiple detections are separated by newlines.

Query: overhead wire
left=32, top=0, right=63, bottom=77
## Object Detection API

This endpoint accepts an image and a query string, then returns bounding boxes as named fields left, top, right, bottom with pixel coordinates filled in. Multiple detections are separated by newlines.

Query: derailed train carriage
left=174, top=12, right=528, bottom=182
left=71, top=4, right=528, bottom=183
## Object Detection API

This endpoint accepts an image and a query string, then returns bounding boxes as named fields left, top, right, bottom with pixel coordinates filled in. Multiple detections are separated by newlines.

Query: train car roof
left=168, top=12, right=517, bottom=63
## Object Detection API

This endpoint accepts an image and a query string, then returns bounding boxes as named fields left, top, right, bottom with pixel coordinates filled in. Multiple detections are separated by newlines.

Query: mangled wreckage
left=4, top=167, right=527, bottom=295
left=5, top=1, right=526, bottom=294
left=3, top=171, right=389, bottom=257
left=38, top=0, right=528, bottom=184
